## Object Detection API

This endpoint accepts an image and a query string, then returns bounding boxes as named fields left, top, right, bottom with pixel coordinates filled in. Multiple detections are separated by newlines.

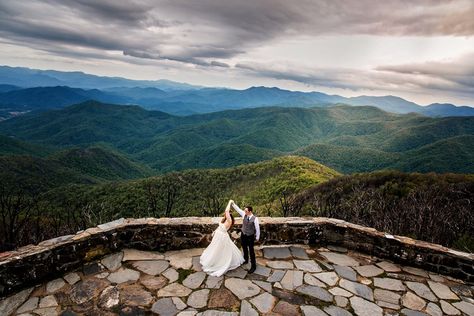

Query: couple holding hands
left=200, top=200, right=260, bottom=277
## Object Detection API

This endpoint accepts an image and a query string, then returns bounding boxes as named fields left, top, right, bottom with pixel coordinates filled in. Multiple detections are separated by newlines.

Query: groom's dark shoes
left=248, top=266, right=256, bottom=274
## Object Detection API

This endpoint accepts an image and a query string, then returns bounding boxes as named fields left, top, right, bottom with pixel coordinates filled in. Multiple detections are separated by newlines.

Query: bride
left=200, top=200, right=244, bottom=277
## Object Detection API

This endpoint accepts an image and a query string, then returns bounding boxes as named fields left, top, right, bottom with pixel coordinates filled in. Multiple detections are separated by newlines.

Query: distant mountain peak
left=246, top=86, right=283, bottom=91
left=0, top=65, right=202, bottom=90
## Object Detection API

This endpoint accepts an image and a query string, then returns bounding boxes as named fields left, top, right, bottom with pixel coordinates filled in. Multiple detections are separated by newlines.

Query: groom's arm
left=231, top=201, right=245, bottom=218
left=254, top=217, right=260, bottom=241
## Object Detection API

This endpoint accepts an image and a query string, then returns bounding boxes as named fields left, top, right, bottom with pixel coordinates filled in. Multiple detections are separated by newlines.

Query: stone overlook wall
left=1, top=217, right=473, bottom=298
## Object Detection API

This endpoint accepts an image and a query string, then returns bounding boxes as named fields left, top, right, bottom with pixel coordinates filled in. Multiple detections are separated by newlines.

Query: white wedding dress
left=200, top=222, right=245, bottom=277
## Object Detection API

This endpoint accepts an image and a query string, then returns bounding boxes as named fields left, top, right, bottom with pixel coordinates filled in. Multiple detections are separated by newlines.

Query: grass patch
left=177, top=268, right=194, bottom=284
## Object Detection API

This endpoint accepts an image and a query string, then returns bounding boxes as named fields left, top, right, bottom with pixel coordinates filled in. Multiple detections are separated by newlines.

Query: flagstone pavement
left=2, top=245, right=474, bottom=316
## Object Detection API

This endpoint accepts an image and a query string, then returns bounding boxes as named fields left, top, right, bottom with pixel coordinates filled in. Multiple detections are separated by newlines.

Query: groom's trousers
left=241, top=233, right=256, bottom=269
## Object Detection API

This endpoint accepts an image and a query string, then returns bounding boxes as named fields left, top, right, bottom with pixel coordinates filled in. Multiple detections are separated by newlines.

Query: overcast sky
left=1, top=0, right=473, bottom=105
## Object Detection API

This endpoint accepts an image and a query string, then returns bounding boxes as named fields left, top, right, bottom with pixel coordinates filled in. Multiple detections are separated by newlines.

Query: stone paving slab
left=373, top=277, right=406, bottom=291
left=350, top=296, right=383, bottom=316
left=224, top=278, right=260, bottom=299
left=2, top=244, right=472, bottom=316
left=266, top=260, right=294, bottom=269
left=314, top=271, right=339, bottom=286
left=241, top=300, right=258, bottom=316
left=131, top=260, right=169, bottom=276
left=163, top=268, right=179, bottom=283
left=122, top=248, right=165, bottom=261
left=188, top=289, right=209, bottom=309
left=293, top=259, right=322, bottom=273
left=208, top=288, right=239, bottom=309
left=290, top=246, right=309, bottom=259
left=280, top=270, right=304, bottom=290
left=354, top=265, right=384, bottom=277
left=101, top=252, right=123, bottom=271
left=225, top=266, right=247, bottom=279
left=334, top=265, right=358, bottom=281
left=267, top=270, right=285, bottom=283
left=376, top=261, right=401, bottom=272
left=262, top=246, right=292, bottom=259
left=339, top=279, right=374, bottom=301
left=140, top=275, right=168, bottom=291
left=107, top=268, right=140, bottom=284
left=428, top=280, right=459, bottom=300
left=406, top=281, right=438, bottom=302
left=320, top=252, right=360, bottom=266
left=165, top=248, right=204, bottom=270
left=205, top=275, right=223, bottom=289
left=157, top=283, right=192, bottom=297
left=402, top=291, right=426, bottom=311
left=304, top=273, right=327, bottom=287
left=329, top=287, right=353, bottom=298
left=252, top=280, right=272, bottom=293
left=325, top=305, right=352, bottom=316
left=16, top=297, right=39, bottom=313
left=403, top=266, right=429, bottom=278
left=253, top=265, right=271, bottom=277
left=453, top=301, right=474, bottom=316
left=63, top=273, right=80, bottom=285
left=249, top=292, right=277, bottom=313
left=374, top=288, right=400, bottom=305
left=45, top=279, right=65, bottom=294
left=183, top=272, right=206, bottom=289
left=296, top=284, right=333, bottom=302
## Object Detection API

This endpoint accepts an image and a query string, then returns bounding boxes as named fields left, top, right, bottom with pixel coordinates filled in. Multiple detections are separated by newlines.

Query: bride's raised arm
left=223, top=200, right=233, bottom=226
left=225, top=200, right=232, bottom=213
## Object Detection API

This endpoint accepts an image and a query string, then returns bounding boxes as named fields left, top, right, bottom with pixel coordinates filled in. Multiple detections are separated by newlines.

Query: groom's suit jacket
left=232, top=204, right=260, bottom=241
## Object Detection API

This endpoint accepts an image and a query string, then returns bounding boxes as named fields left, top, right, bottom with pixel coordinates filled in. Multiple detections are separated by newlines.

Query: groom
left=230, top=200, right=260, bottom=273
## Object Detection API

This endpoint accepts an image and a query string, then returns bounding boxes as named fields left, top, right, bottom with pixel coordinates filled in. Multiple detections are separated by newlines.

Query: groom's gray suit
left=232, top=202, right=260, bottom=272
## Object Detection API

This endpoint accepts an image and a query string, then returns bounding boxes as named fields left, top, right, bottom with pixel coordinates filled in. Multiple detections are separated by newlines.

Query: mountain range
left=1, top=101, right=473, bottom=175
left=0, top=66, right=201, bottom=90
left=0, top=65, right=473, bottom=119
left=1, top=66, right=473, bottom=253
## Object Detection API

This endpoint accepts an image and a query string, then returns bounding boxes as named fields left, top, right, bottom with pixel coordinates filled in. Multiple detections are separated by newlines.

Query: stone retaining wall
left=0, top=217, right=473, bottom=298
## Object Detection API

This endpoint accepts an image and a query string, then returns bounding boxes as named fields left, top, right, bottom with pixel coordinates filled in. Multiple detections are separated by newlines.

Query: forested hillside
left=0, top=156, right=339, bottom=248
left=1, top=101, right=473, bottom=174
left=288, top=171, right=474, bottom=252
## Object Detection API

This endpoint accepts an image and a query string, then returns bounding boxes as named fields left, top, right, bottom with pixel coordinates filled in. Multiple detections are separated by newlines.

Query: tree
left=0, top=184, right=37, bottom=250
left=144, top=172, right=184, bottom=217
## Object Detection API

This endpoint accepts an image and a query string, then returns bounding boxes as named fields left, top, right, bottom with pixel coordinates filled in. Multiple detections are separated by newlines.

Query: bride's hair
left=221, top=212, right=235, bottom=226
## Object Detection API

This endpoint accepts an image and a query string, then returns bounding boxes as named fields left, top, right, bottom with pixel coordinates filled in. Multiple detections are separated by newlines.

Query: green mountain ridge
left=50, top=146, right=155, bottom=180
left=394, top=135, right=474, bottom=173
left=1, top=101, right=473, bottom=174
left=294, top=143, right=398, bottom=173
left=152, top=143, right=282, bottom=172
left=42, top=155, right=341, bottom=219
left=0, top=155, right=99, bottom=192
left=0, top=145, right=154, bottom=190
left=0, top=134, right=54, bottom=157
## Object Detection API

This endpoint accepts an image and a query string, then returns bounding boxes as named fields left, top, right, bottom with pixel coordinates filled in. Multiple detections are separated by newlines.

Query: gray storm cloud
left=377, top=53, right=474, bottom=89
left=0, top=0, right=473, bottom=103
left=1, top=0, right=473, bottom=64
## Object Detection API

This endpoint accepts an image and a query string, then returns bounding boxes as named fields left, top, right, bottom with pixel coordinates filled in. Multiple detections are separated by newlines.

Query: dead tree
left=0, top=184, right=37, bottom=250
